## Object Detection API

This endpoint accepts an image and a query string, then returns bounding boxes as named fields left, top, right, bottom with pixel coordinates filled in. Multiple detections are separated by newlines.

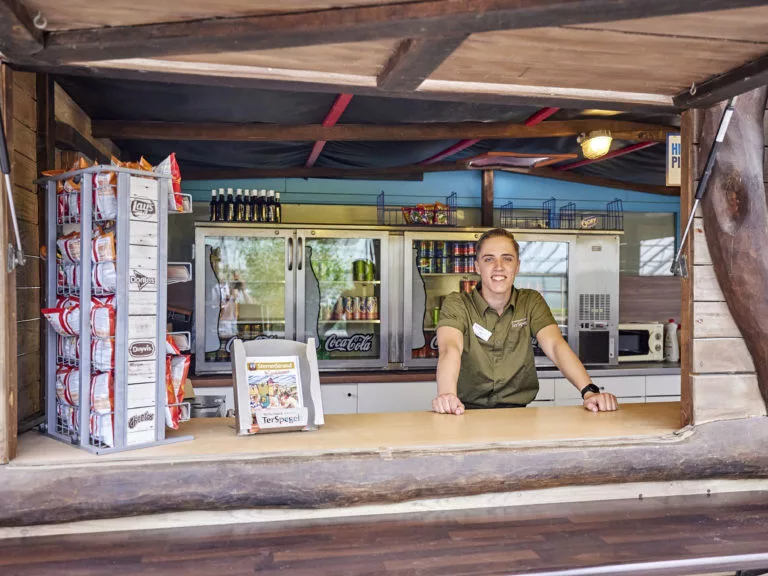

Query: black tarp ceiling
left=53, top=75, right=678, bottom=186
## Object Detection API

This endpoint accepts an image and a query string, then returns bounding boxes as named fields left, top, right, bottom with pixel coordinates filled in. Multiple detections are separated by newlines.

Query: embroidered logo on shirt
left=510, top=318, right=529, bottom=328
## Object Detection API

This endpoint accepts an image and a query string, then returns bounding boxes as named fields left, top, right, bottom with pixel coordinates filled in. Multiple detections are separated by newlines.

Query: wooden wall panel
left=692, top=218, right=711, bottom=265
left=619, top=275, right=681, bottom=323
left=693, top=339, right=755, bottom=374
left=692, top=374, right=767, bottom=425
left=693, top=265, right=724, bottom=302
left=693, top=301, right=741, bottom=339
left=54, top=83, right=120, bottom=161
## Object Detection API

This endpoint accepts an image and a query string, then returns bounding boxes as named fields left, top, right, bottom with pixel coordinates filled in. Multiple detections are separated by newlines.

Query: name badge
left=472, top=322, right=492, bottom=342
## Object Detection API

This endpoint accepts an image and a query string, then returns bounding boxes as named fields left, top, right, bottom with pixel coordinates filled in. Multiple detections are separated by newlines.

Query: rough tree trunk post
left=700, top=86, right=768, bottom=405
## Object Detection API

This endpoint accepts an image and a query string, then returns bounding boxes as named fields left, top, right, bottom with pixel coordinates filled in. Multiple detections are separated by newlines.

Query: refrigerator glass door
left=194, top=227, right=294, bottom=374
left=296, top=230, right=389, bottom=369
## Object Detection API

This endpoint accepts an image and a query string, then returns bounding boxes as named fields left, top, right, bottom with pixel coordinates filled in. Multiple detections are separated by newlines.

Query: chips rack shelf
left=41, top=166, right=193, bottom=454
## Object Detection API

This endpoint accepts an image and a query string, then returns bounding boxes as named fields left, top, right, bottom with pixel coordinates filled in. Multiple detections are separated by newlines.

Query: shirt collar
left=471, top=283, right=518, bottom=316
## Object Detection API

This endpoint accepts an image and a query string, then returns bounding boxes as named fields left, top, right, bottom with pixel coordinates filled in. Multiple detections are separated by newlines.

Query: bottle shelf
left=319, top=319, right=381, bottom=324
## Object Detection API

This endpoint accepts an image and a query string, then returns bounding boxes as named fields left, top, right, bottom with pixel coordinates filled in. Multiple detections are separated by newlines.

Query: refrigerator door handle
left=287, top=236, right=294, bottom=271
left=297, top=237, right=303, bottom=271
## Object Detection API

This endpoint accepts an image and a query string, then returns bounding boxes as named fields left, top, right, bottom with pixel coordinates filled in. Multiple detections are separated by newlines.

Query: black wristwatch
left=581, top=383, right=601, bottom=399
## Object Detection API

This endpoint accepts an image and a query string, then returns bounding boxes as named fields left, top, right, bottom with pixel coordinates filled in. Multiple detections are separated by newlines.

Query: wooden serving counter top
left=14, top=402, right=681, bottom=466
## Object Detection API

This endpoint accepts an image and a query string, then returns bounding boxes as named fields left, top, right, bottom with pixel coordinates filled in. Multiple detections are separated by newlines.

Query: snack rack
left=500, top=198, right=624, bottom=231
left=41, top=166, right=193, bottom=454
left=376, top=191, right=458, bottom=226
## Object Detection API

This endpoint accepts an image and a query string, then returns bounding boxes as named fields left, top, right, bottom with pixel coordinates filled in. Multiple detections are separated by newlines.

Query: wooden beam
left=182, top=162, right=464, bottom=181
left=420, top=139, right=479, bottom=166
left=18, top=63, right=680, bottom=113
left=377, top=36, right=467, bottom=91
left=481, top=170, right=494, bottom=227
left=305, top=93, right=353, bottom=168
left=700, top=86, right=768, bottom=405
left=91, top=119, right=676, bottom=143
left=54, top=121, right=110, bottom=164
left=555, top=142, right=659, bottom=171
left=29, top=0, right=768, bottom=64
left=516, top=167, right=680, bottom=197
left=674, top=52, right=768, bottom=109
left=0, top=0, right=43, bottom=60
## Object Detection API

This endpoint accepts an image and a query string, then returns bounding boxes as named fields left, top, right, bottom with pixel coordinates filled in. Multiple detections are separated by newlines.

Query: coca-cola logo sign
left=130, top=198, right=156, bottom=219
left=129, top=341, right=155, bottom=357
left=429, top=334, right=438, bottom=350
left=325, top=333, right=374, bottom=353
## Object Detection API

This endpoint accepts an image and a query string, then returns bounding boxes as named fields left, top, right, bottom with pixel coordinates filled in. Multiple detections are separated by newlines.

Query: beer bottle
left=274, top=192, right=282, bottom=223
left=258, top=189, right=266, bottom=222
left=209, top=189, right=217, bottom=222
left=249, top=189, right=257, bottom=222
left=266, top=190, right=275, bottom=223
left=216, top=188, right=225, bottom=222
left=226, top=188, right=235, bottom=222
left=243, top=189, right=251, bottom=222
left=237, top=188, right=245, bottom=222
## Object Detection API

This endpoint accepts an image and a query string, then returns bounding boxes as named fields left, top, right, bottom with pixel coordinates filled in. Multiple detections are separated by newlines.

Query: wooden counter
left=14, top=402, right=681, bottom=466
left=4, top=403, right=768, bottom=529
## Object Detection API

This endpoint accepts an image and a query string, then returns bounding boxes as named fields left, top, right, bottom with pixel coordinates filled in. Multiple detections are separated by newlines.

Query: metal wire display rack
left=377, top=191, right=458, bottom=226
left=41, top=166, right=193, bottom=454
left=500, top=198, right=624, bottom=231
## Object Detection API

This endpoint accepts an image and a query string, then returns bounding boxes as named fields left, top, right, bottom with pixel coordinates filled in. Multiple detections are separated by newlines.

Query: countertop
left=190, top=362, right=680, bottom=388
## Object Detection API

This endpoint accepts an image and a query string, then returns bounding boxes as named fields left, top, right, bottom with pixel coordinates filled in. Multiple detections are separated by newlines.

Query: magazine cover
left=245, top=355, right=308, bottom=432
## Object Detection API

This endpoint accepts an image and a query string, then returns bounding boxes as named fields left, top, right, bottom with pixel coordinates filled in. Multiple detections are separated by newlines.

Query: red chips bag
left=165, top=354, right=190, bottom=430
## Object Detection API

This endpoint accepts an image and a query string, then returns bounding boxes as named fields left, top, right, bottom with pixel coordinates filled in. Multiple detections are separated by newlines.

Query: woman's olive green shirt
left=437, top=285, right=556, bottom=407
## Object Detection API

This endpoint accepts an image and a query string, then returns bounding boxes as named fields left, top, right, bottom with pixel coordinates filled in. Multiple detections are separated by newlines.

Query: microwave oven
left=618, top=323, right=664, bottom=362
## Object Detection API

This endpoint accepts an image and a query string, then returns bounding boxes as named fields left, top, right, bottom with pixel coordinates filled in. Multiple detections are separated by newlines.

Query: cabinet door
left=195, top=227, right=294, bottom=374
left=357, top=382, right=437, bottom=413
left=536, top=379, right=555, bottom=401
left=592, top=376, right=646, bottom=398
left=646, top=375, right=681, bottom=397
left=320, top=384, right=358, bottom=414
left=297, top=230, right=389, bottom=369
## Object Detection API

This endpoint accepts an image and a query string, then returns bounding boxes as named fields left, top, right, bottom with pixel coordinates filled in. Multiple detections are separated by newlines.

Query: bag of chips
left=91, top=338, right=115, bottom=371
left=89, top=412, right=114, bottom=448
left=92, top=261, right=117, bottom=293
left=42, top=305, right=80, bottom=336
left=56, top=365, right=80, bottom=405
left=57, top=229, right=116, bottom=264
left=166, top=334, right=181, bottom=355
left=91, top=300, right=116, bottom=339
left=90, top=371, right=115, bottom=447
left=58, top=402, right=79, bottom=433
left=155, top=153, right=184, bottom=212
left=165, top=354, right=190, bottom=430
left=57, top=335, right=79, bottom=363
left=433, top=202, right=449, bottom=225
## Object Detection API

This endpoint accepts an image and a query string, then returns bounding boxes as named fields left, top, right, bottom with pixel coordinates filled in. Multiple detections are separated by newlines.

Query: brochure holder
left=231, top=337, right=324, bottom=435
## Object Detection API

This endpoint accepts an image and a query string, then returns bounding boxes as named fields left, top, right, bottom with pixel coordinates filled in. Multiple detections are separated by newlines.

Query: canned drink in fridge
left=452, top=242, right=462, bottom=256
left=333, top=297, right=344, bottom=320
left=342, top=296, right=354, bottom=319
left=352, top=296, right=363, bottom=320
left=352, top=259, right=366, bottom=281
left=421, top=240, right=434, bottom=258
left=453, top=256, right=463, bottom=273
left=434, top=241, right=447, bottom=258
left=363, top=296, right=378, bottom=320
left=435, top=257, right=449, bottom=274
left=418, top=257, right=433, bottom=274
left=467, top=241, right=476, bottom=256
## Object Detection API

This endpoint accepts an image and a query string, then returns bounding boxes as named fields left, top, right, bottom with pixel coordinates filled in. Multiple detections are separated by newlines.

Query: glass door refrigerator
left=194, top=226, right=295, bottom=374
left=296, top=229, right=390, bottom=369
left=403, top=231, right=576, bottom=368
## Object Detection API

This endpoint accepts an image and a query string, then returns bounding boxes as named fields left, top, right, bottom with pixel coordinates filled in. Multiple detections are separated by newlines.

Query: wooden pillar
left=481, top=169, right=494, bottom=227
left=700, top=87, right=768, bottom=406
left=679, top=109, right=698, bottom=427
left=0, top=65, right=19, bottom=463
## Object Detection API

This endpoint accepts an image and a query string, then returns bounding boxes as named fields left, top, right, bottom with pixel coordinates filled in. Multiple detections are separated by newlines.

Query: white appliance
left=618, top=322, right=665, bottom=362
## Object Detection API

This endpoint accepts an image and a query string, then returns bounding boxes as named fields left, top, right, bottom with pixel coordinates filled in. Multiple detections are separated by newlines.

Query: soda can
left=467, top=241, right=476, bottom=256
left=452, top=242, right=462, bottom=256
left=333, top=297, right=344, bottom=320
left=352, top=260, right=366, bottom=281
left=434, top=241, right=447, bottom=258
left=352, top=296, right=363, bottom=320
left=421, top=240, right=434, bottom=258
left=418, top=257, right=433, bottom=274
left=342, top=296, right=354, bottom=319
left=435, top=257, right=449, bottom=274
left=364, top=296, right=378, bottom=320
left=453, top=257, right=463, bottom=273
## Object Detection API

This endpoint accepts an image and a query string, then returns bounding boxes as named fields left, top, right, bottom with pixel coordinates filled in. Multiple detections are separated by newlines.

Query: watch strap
left=581, top=383, right=601, bottom=399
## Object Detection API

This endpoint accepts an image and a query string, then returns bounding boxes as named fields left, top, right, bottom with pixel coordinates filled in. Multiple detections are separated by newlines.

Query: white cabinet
left=357, top=381, right=437, bottom=413
left=646, top=395, right=680, bottom=403
left=592, top=376, right=646, bottom=399
left=536, top=379, right=555, bottom=401
left=646, top=375, right=681, bottom=397
left=320, top=384, right=358, bottom=414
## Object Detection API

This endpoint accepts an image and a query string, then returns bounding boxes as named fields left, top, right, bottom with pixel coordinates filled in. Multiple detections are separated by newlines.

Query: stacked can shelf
left=42, top=166, right=193, bottom=454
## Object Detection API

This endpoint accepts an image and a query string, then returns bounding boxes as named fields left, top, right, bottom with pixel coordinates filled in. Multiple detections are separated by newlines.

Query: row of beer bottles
left=209, top=188, right=282, bottom=223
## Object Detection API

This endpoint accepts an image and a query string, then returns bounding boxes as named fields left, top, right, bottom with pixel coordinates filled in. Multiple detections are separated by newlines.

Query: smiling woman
left=433, top=228, right=619, bottom=414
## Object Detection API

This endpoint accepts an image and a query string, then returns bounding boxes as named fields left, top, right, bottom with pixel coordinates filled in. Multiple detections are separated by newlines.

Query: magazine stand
left=231, top=337, right=324, bottom=435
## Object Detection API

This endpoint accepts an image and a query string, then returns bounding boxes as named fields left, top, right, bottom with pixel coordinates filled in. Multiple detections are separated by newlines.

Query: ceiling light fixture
left=578, top=130, right=612, bottom=159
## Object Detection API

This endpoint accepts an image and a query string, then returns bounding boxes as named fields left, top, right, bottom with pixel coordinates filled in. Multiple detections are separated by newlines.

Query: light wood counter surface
left=13, top=403, right=682, bottom=467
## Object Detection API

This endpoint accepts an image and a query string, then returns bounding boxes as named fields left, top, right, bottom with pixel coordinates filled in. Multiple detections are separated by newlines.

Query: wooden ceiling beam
left=29, top=0, right=768, bottom=64
left=673, top=52, right=768, bottom=109
left=0, top=0, right=43, bottom=59
left=91, top=119, right=676, bottom=143
left=377, top=36, right=467, bottom=91
left=519, top=167, right=679, bottom=197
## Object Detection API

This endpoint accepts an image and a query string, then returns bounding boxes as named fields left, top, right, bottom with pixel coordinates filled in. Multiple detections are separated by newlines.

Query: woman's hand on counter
left=433, top=393, right=465, bottom=415
left=583, top=392, right=619, bottom=413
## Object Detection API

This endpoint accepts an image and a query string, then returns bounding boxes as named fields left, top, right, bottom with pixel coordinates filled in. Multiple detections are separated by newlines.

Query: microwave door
left=619, top=330, right=651, bottom=357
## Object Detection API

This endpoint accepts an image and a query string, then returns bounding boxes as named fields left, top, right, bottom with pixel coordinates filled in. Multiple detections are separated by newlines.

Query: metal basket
left=377, top=191, right=458, bottom=226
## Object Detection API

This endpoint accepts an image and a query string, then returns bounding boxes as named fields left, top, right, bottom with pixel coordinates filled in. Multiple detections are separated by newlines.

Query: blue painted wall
left=183, top=170, right=679, bottom=218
